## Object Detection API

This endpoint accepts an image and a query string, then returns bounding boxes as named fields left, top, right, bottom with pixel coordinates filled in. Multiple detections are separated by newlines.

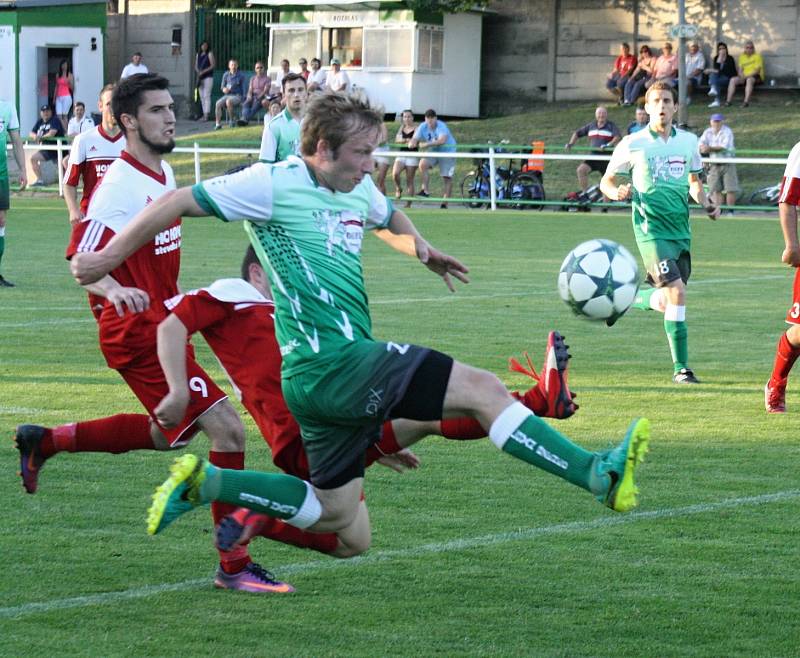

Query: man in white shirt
left=121, top=53, right=149, bottom=79
left=699, top=112, right=738, bottom=212
left=307, top=57, right=327, bottom=92
left=67, top=102, right=95, bottom=138
left=685, top=42, right=706, bottom=103
left=325, top=58, right=350, bottom=93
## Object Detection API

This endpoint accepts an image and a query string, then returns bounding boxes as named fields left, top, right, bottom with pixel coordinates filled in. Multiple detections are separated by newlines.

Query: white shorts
left=422, top=156, right=456, bottom=178
left=374, top=154, right=391, bottom=166
left=395, top=156, right=419, bottom=168
left=55, top=95, right=72, bottom=115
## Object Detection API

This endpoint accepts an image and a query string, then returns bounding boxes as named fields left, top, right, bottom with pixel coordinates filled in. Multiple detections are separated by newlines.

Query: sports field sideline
left=1, top=199, right=798, bottom=657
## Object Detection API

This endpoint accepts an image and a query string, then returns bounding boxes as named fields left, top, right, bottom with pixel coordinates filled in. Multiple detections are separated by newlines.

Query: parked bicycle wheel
left=460, top=171, right=488, bottom=209
left=509, top=172, right=545, bottom=210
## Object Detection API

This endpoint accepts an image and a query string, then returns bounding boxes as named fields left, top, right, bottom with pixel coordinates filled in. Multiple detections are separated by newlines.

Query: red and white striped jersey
left=65, top=125, right=126, bottom=213
left=779, top=141, right=800, bottom=206
left=66, top=150, right=181, bottom=369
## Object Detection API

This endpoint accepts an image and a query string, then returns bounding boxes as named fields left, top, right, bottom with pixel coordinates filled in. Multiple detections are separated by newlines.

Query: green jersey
left=193, top=156, right=393, bottom=376
left=606, top=126, right=703, bottom=243
left=0, top=101, right=20, bottom=178
left=259, top=108, right=301, bottom=163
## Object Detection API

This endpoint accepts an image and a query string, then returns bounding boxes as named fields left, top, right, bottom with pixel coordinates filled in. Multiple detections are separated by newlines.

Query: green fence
left=196, top=7, right=273, bottom=70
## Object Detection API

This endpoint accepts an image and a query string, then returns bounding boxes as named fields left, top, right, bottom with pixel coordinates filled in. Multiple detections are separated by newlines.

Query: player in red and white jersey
left=765, top=141, right=800, bottom=413
left=14, top=74, right=285, bottom=594
left=64, top=84, right=125, bottom=225
left=157, top=246, right=579, bottom=567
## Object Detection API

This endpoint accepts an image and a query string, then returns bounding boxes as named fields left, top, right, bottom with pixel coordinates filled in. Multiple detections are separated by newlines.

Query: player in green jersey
left=72, top=92, right=650, bottom=561
left=259, top=73, right=307, bottom=163
left=0, top=99, right=27, bottom=287
left=601, top=81, right=720, bottom=384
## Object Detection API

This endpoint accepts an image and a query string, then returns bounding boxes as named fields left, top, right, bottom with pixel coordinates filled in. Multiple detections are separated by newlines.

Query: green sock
left=664, top=318, right=688, bottom=371
left=490, top=403, right=603, bottom=493
left=200, top=464, right=320, bottom=526
left=0, top=234, right=5, bottom=270
left=632, top=286, right=656, bottom=310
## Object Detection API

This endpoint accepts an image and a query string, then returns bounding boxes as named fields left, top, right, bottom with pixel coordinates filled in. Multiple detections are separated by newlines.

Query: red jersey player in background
left=155, top=245, right=578, bottom=585
left=13, top=74, right=285, bottom=594
left=765, top=140, right=800, bottom=413
left=64, top=84, right=125, bottom=226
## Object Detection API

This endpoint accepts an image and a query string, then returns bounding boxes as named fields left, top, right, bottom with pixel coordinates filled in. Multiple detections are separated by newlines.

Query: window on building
left=417, top=27, right=443, bottom=71
left=364, top=28, right=413, bottom=69
left=322, top=27, right=363, bottom=67
left=271, top=28, right=318, bottom=68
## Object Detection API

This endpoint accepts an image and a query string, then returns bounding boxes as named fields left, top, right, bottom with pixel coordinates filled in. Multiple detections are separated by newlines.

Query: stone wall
left=106, top=0, right=194, bottom=115
left=482, top=0, right=800, bottom=109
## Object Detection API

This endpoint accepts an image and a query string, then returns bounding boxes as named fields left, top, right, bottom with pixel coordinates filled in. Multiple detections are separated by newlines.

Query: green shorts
left=282, top=340, right=432, bottom=486
left=0, top=176, right=9, bottom=211
left=637, top=238, right=691, bottom=287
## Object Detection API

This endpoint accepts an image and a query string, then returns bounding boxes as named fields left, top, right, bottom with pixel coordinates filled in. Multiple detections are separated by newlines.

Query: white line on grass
left=1, top=489, right=797, bottom=619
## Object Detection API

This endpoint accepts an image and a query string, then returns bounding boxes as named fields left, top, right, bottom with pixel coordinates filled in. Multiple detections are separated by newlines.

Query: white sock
left=488, top=401, right=533, bottom=450
left=286, top=481, right=323, bottom=529
left=664, top=304, right=686, bottom=322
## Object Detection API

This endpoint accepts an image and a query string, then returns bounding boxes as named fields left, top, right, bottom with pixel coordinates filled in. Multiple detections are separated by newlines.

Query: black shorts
left=583, top=159, right=608, bottom=174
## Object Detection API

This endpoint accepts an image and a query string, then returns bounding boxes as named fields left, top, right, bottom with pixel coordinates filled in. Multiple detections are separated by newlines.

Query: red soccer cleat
left=764, top=381, right=786, bottom=414
left=509, top=331, right=577, bottom=420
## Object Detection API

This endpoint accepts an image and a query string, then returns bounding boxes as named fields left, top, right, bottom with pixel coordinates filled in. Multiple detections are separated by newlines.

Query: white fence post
left=488, top=146, right=497, bottom=211
left=193, top=142, right=201, bottom=184
left=57, top=139, right=65, bottom=197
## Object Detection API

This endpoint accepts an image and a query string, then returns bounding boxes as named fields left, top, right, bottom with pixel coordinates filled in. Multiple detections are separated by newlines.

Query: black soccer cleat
left=672, top=368, right=700, bottom=384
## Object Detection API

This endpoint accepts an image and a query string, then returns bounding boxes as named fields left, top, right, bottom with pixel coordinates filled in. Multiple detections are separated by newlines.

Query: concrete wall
left=107, top=0, right=194, bottom=115
left=482, top=0, right=800, bottom=107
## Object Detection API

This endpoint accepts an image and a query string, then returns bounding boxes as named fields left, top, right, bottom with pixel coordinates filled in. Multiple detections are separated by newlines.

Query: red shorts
left=118, top=346, right=228, bottom=447
left=786, top=268, right=800, bottom=325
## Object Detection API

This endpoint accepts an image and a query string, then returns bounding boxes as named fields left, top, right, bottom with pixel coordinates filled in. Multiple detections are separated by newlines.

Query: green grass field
left=1, top=198, right=799, bottom=657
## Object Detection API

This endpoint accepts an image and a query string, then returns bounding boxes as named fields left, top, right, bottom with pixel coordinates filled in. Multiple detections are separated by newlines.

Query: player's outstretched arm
left=378, top=209, right=469, bottom=291
left=71, top=187, right=207, bottom=285
left=154, top=314, right=192, bottom=428
left=779, top=202, right=800, bottom=267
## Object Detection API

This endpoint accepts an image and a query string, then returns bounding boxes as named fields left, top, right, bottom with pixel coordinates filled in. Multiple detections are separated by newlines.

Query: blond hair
left=301, top=91, right=384, bottom=157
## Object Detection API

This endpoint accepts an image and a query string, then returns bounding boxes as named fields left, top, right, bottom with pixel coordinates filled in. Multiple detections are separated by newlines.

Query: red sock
left=770, top=332, right=800, bottom=387
left=439, top=417, right=486, bottom=440
left=209, top=451, right=251, bottom=573
left=365, top=422, right=403, bottom=466
left=257, top=516, right=339, bottom=554
left=39, top=414, right=155, bottom=458
left=513, top=388, right=547, bottom=416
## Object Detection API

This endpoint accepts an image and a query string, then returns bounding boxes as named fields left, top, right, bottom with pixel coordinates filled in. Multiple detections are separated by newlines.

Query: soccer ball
left=557, top=239, right=640, bottom=326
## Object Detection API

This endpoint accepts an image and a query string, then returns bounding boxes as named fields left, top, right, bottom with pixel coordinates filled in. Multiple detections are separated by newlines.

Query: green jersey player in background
left=0, top=98, right=27, bottom=287
left=601, top=81, right=720, bottom=384
left=72, top=92, right=650, bottom=566
left=259, top=73, right=307, bottom=164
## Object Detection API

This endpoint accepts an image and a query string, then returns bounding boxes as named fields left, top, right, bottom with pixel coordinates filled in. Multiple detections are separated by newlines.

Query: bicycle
left=460, top=141, right=545, bottom=210
left=748, top=183, right=781, bottom=206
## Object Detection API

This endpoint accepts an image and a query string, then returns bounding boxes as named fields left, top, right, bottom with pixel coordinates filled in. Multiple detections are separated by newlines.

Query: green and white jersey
left=193, top=156, right=394, bottom=375
left=606, top=126, right=703, bottom=243
left=259, top=108, right=301, bottom=163
left=0, top=101, right=20, bottom=179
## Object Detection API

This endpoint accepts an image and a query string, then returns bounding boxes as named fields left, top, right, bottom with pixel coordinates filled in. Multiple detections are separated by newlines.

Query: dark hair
left=133, top=52, right=143, bottom=57
left=301, top=91, right=384, bottom=157
left=424, top=108, right=437, bottom=118
left=639, top=45, right=651, bottom=55
left=241, top=245, right=261, bottom=281
left=58, top=59, right=71, bottom=75
left=200, top=40, right=210, bottom=50
left=75, top=101, right=85, bottom=109
left=311, top=57, right=321, bottom=66
left=282, top=72, right=306, bottom=90
left=622, top=42, right=630, bottom=50
left=717, top=42, right=728, bottom=51
left=112, top=73, right=170, bottom=135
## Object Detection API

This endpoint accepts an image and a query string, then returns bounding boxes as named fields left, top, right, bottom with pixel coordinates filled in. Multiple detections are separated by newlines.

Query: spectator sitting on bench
left=645, top=42, right=678, bottom=90
left=726, top=40, right=765, bottom=107
left=685, top=42, right=706, bottom=104
left=238, top=61, right=271, bottom=125
left=606, top=42, right=637, bottom=103
left=623, top=45, right=655, bottom=106
left=707, top=42, right=737, bottom=108
left=214, top=59, right=245, bottom=130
